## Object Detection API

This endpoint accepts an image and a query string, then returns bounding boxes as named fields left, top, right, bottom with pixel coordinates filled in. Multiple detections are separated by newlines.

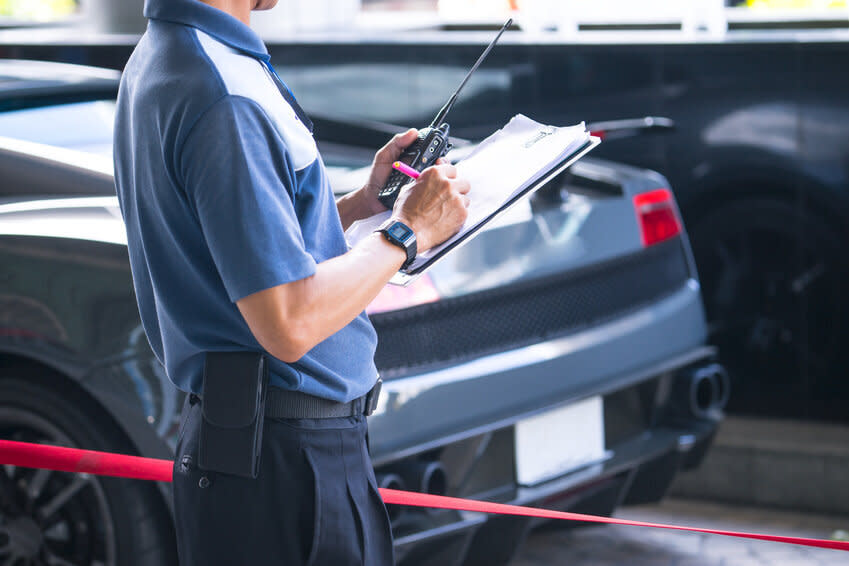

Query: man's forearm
left=240, top=162, right=468, bottom=364
left=296, top=232, right=403, bottom=341
left=236, top=231, right=405, bottom=363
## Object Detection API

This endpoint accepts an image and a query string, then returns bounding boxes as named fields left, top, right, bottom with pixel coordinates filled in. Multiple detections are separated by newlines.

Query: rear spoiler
left=313, top=113, right=673, bottom=149
left=586, top=116, right=675, bottom=141
left=311, top=113, right=473, bottom=149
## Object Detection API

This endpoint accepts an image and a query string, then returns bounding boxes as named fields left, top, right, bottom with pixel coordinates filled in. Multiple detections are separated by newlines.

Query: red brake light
left=633, top=188, right=681, bottom=247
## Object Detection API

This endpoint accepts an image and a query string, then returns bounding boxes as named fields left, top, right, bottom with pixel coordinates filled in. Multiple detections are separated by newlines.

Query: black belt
left=264, top=378, right=382, bottom=419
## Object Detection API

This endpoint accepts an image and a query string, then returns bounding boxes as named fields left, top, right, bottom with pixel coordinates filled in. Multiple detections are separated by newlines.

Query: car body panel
left=0, top=153, right=709, bottom=474
left=0, top=59, right=721, bottom=564
left=370, top=284, right=706, bottom=462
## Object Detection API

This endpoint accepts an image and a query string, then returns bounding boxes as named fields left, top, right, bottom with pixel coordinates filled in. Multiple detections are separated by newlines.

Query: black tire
left=0, top=375, right=178, bottom=566
left=689, top=197, right=849, bottom=421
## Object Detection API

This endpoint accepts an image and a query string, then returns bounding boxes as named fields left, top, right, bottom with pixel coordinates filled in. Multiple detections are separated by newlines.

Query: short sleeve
left=179, top=95, right=317, bottom=301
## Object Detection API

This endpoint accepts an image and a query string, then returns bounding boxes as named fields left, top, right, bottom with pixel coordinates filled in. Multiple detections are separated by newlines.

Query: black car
left=0, top=60, right=724, bottom=566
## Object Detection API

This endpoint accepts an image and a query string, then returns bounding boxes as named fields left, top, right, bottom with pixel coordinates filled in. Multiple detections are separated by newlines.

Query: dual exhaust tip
left=375, top=363, right=729, bottom=524
left=676, top=363, right=729, bottom=419
left=376, top=460, right=447, bottom=521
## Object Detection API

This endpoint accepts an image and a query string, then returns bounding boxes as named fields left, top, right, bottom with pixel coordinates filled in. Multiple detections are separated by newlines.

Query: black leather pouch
left=198, top=351, right=268, bottom=478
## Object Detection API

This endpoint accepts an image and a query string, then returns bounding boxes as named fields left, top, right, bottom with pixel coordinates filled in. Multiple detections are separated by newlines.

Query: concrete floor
left=512, top=498, right=849, bottom=566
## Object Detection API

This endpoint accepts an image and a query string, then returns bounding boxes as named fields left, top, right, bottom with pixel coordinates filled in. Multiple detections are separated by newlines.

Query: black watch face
left=388, top=222, right=413, bottom=242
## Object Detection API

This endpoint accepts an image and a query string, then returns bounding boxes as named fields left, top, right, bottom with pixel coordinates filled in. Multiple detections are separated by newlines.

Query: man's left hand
left=360, top=128, right=419, bottom=215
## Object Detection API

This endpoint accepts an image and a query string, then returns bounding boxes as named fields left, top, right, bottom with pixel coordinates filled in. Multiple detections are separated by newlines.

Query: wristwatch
left=377, top=220, right=417, bottom=270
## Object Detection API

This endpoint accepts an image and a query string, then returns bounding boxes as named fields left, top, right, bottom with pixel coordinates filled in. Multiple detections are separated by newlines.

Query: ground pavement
left=512, top=498, right=849, bottom=565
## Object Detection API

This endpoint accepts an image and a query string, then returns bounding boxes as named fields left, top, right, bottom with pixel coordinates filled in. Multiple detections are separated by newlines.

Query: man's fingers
left=433, top=164, right=458, bottom=178
left=392, top=129, right=418, bottom=151
left=375, top=129, right=417, bottom=164
left=456, top=180, right=471, bottom=195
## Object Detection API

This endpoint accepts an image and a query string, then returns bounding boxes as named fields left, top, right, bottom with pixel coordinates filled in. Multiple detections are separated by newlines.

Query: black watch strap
left=377, top=220, right=417, bottom=270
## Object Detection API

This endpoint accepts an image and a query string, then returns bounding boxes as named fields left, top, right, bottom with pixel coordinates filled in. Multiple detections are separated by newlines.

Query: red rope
left=0, top=439, right=172, bottom=482
left=1, top=439, right=847, bottom=552
left=380, top=489, right=849, bottom=552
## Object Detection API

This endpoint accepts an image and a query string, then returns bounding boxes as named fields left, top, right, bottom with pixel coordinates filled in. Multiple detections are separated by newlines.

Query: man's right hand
left=391, top=163, right=471, bottom=252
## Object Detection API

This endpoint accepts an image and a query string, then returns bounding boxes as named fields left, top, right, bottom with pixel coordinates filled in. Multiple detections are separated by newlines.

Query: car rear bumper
left=385, top=352, right=721, bottom=566
left=369, top=280, right=721, bottom=565
left=369, top=277, right=709, bottom=463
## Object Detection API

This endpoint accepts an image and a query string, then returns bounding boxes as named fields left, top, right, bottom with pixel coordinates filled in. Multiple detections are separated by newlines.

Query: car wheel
left=689, top=197, right=849, bottom=421
left=0, top=376, right=177, bottom=566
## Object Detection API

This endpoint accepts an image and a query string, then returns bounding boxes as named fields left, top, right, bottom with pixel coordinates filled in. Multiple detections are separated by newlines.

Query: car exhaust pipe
left=711, top=364, right=730, bottom=411
left=375, top=473, right=406, bottom=521
left=672, top=363, right=729, bottom=419
left=395, top=460, right=448, bottom=497
left=691, top=368, right=715, bottom=417
left=421, top=461, right=448, bottom=497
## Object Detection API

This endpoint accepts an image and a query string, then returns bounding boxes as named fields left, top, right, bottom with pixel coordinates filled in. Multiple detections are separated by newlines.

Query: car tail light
left=366, top=273, right=441, bottom=315
left=633, top=188, right=682, bottom=247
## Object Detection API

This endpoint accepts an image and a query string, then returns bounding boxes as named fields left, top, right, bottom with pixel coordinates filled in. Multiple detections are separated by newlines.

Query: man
left=112, top=0, right=470, bottom=564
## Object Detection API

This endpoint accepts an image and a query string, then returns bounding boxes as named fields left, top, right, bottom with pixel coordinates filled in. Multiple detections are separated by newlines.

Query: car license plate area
left=515, top=396, right=606, bottom=486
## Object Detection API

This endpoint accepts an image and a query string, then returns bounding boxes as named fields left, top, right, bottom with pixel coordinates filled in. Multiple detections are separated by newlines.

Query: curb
left=669, top=417, right=849, bottom=516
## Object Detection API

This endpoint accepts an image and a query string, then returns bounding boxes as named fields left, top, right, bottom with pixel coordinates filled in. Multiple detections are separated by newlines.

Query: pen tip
left=392, top=161, right=400, bottom=168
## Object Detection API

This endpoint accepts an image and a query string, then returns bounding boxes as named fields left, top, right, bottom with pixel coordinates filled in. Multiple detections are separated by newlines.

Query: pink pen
left=392, top=161, right=420, bottom=180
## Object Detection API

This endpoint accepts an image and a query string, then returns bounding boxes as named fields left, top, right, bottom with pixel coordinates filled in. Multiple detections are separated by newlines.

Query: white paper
left=345, top=114, right=592, bottom=274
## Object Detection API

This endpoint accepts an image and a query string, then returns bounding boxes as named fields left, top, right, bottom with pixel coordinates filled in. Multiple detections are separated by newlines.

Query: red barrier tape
left=1, top=439, right=847, bottom=552
left=0, top=439, right=173, bottom=481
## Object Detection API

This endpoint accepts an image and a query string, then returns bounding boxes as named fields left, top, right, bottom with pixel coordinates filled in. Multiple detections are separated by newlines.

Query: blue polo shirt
left=113, top=0, right=378, bottom=401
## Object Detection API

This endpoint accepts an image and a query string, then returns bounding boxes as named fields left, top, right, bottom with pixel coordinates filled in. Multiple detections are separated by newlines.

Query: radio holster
left=198, top=351, right=269, bottom=479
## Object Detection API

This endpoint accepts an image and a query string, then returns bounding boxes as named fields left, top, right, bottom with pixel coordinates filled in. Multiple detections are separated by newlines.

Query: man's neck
left=200, top=0, right=251, bottom=26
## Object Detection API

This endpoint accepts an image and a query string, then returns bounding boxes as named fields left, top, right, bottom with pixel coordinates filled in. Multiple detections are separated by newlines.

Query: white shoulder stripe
left=194, top=29, right=318, bottom=171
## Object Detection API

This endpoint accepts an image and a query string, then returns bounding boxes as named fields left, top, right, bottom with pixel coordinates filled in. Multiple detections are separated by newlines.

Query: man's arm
left=336, top=129, right=419, bottom=231
left=236, top=232, right=403, bottom=362
left=238, top=164, right=469, bottom=363
left=178, top=98, right=467, bottom=363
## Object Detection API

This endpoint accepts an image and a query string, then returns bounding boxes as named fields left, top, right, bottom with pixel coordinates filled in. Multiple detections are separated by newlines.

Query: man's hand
left=336, top=129, right=420, bottom=229
left=392, top=163, right=470, bottom=252
left=361, top=128, right=419, bottom=215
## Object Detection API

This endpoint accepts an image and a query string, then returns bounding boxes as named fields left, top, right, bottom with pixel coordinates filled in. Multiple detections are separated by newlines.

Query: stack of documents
left=345, top=114, right=599, bottom=284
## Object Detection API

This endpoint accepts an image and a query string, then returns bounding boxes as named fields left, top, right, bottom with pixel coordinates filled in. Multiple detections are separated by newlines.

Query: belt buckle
left=364, top=378, right=382, bottom=416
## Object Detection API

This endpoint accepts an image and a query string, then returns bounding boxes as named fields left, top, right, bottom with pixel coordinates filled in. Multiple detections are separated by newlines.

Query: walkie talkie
left=377, top=18, right=513, bottom=210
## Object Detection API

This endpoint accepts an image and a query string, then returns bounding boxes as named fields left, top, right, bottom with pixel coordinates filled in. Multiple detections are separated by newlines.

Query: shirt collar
left=144, top=0, right=270, bottom=62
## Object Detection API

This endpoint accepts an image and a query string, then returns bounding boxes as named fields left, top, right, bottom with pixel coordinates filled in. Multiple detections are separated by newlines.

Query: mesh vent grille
left=371, top=239, right=690, bottom=377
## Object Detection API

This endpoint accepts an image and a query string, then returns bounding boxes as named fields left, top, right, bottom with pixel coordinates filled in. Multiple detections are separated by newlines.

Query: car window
left=279, top=56, right=512, bottom=131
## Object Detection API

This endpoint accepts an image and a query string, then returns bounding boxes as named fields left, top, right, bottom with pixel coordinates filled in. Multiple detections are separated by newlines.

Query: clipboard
left=389, top=135, right=600, bottom=286
left=344, top=115, right=601, bottom=287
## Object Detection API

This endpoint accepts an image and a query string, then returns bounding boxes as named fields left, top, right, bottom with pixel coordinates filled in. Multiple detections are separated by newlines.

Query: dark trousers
left=173, top=397, right=395, bottom=565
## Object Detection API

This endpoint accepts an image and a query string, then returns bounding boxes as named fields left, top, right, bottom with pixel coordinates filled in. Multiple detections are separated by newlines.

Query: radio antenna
left=428, top=18, right=513, bottom=128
